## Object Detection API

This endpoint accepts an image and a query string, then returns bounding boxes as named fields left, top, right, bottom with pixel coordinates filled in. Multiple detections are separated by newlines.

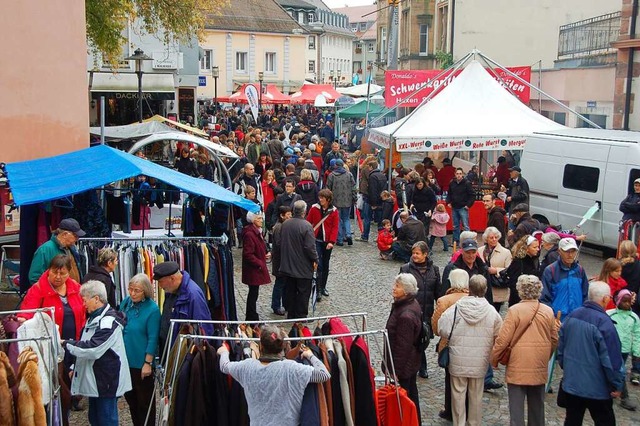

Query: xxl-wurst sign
left=385, top=67, right=531, bottom=108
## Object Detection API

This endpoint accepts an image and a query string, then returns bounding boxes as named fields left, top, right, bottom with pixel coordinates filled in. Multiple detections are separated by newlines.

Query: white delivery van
left=521, top=128, right=640, bottom=250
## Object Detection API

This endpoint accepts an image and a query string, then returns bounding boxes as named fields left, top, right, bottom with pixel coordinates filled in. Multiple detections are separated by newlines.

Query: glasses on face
left=128, top=287, right=144, bottom=294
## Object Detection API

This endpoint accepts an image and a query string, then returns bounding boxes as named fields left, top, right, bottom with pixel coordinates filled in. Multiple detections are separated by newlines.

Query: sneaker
left=621, top=398, right=637, bottom=411
left=631, top=374, right=640, bottom=386
left=358, top=237, right=368, bottom=242
left=484, top=381, right=504, bottom=391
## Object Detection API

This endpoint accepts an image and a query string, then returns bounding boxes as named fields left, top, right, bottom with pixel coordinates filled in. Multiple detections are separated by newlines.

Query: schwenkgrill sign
left=385, top=67, right=531, bottom=108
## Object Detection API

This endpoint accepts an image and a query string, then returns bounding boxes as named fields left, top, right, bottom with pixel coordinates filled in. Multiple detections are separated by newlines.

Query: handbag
left=437, top=306, right=457, bottom=368
left=498, top=302, right=540, bottom=365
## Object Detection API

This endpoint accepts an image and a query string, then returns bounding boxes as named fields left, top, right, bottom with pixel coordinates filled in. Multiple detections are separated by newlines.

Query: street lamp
left=330, top=69, right=334, bottom=87
left=258, top=71, right=264, bottom=111
left=125, top=48, right=153, bottom=123
left=212, top=66, right=219, bottom=112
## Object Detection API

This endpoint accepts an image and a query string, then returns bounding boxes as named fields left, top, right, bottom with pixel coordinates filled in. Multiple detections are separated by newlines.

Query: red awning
left=290, top=84, right=341, bottom=104
left=224, top=84, right=291, bottom=104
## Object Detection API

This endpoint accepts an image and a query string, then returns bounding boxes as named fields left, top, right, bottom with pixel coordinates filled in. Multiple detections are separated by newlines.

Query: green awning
left=337, top=102, right=393, bottom=119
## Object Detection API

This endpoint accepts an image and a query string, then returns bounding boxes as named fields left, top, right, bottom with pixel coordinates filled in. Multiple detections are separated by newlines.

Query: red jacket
left=18, top=272, right=86, bottom=340
left=241, top=224, right=271, bottom=286
left=307, top=204, right=339, bottom=244
left=495, top=163, right=510, bottom=188
left=437, top=165, right=456, bottom=192
left=606, top=276, right=628, bottom=310
left=377, top=228, right=394, bottom=252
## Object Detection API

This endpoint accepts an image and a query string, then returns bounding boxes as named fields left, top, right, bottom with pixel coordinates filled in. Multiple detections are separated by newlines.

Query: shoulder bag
left=498, top=302, right=540, bottom=365
left=437, top=306, right=457, bottom=368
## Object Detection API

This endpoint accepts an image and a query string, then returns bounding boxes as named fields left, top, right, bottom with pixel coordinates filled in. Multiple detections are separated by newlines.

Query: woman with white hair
left=385, top=273, right=423, bottom=424
left=491, top=275, right=558, bottom=426
left=242, top=211, right=271, bottom=321
left=478, top=226, right=513, bottom=311
left=432, top=269, right=470, bottom=421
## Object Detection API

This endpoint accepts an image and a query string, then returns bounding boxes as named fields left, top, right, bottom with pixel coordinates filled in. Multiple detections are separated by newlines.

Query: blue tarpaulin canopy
left=5, top=145, right=260, bottom=213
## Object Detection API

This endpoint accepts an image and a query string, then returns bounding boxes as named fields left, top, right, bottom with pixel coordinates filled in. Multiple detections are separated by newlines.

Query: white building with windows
left=278, top=0, right=355, bottom=84
left=197, top=0, right=307, bottom=101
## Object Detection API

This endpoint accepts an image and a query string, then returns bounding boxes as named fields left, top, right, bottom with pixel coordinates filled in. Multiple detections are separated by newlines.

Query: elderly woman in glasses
left=120, top=273, right=161, bottom=426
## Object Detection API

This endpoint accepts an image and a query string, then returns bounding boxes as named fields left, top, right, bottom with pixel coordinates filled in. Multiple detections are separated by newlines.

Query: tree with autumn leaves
left=86, top=0, right=226, bottom=67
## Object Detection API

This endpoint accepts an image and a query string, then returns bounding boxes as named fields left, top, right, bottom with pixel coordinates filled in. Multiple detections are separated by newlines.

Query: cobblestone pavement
left=68, top=226, right=637, bottom=425
left=232, top=226, right=638, bottom=426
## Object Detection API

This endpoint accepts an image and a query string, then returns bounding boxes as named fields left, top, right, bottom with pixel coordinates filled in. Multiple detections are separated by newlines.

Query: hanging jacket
left=0, top=351, right=16, bottom=426
left=66, top=306, right=132, bottom=398
left=16, top=348, right=46, bottom=426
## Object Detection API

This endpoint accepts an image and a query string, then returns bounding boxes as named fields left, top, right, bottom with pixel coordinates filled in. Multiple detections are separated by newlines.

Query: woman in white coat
left=438, top=275, right=503, bottom=426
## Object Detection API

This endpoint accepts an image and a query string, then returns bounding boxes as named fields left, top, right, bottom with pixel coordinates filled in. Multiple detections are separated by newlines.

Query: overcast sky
left=323, top=0, right=377, bottom=8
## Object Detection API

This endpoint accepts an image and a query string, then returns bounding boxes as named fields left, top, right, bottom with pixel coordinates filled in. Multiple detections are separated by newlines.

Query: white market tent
left=337, top=83, right=383, bottom=97
left=368, top=60, right=566, bottom=153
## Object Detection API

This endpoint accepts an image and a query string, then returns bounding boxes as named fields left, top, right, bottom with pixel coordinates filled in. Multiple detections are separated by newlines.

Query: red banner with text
left=384, top=66, right=531, bottom=108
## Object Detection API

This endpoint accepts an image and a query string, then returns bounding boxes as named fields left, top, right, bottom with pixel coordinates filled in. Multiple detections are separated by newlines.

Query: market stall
left=5, top=145, right=259, bottom=292
left=368, top=58, right=566, bottom=231
left=226, top=83, right=291, bottom=104
left=290, top=83, right=341, bottom=104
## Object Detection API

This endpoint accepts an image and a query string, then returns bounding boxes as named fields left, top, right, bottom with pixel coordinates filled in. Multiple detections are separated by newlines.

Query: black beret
left=153, top=261, right=179, bottom=280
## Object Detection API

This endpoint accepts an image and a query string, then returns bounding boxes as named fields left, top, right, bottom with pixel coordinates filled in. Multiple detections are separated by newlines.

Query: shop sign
left=395, top=137, right=527, bottom=152
left=384, top=66, right=531, bottom=107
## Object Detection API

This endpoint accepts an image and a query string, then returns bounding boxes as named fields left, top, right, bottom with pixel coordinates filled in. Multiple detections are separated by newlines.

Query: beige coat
left=491, top=300, right=559, bottom=385
left=438, top=296, right=503, bottom=378
left=479, top=243, right=513, bottom=303
left=432, top=289, right=468, bottom=352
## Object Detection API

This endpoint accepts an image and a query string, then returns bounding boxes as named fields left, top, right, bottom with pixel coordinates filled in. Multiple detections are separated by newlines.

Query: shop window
left=563, top=164, right=599, bottom=193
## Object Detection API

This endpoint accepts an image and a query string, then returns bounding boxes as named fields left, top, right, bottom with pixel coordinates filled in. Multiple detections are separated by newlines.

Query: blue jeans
left=451, top=207, right=470, bottom=243
left=337, top=207, right=352, bottom=243
left=88, top=397, right=118, bottom=426
left=484, top=365, right=494, bottom=387
left=361, top=200, right=372, bottom=240
left=391, top=241, right=411, bottom=263
left=271, top=276, right=285, bottom=311
left=428, top=236, right=449, bottom=251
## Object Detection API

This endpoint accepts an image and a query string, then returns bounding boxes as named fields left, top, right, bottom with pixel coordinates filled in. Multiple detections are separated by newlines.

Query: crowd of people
left=9, top=105, right=640, bottom=425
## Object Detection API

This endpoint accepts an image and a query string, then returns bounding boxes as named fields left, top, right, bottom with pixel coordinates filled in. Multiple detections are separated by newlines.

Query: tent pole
left=477, top=51, right=602, bottom=129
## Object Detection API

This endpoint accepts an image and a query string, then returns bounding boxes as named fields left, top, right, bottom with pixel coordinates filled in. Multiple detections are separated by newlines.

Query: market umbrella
left=227, top=84, right=291, bottom=104
left=290, top=84, right=341, bottom=104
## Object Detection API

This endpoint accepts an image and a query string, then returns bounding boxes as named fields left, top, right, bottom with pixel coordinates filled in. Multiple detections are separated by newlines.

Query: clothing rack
left=0, top=307, right=61, bottom=425
left=162, top=312, right=369, bottom=367
left=164, top=328, right=403, bottom=425
left=79, top=235, right=228, bottom=242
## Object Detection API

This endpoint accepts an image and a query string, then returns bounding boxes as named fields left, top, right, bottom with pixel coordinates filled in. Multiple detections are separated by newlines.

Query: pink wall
left=0, top=0, right=89, bottom=163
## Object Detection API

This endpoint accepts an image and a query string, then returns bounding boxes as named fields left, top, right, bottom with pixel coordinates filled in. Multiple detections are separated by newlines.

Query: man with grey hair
left=558, top=281, right=624, bottom=425
left=438, top=275, right=503, bottom=426
left=63, top=281, right=132, bottom=425
left=279, top=200, right=318, bottom=319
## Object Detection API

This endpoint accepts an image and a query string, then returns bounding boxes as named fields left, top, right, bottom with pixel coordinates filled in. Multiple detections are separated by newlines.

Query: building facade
left=612, top=0, right=640, bottom=130
left=87, top=19, right=200, bottom=125
left=3, top=0, right=88, bottom=162
left=198, top=0, right=307, bottom=102
left=278, top=0, right=355, bottom=85
left=436, top=0, right=617, bottom=68
left=333, top=5, right=378, bottom=85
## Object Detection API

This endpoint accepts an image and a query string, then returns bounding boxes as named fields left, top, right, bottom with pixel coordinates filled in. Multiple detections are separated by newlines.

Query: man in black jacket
left=446, top=168, right=475, bottom=244
left=507, top=203, right=541, bottom=247
left=270, top=180, right=302, bottom=226
left=506, top=166, right=529, bottom=214
left=620, top=178, right=640, bottom=222
left=483, top=193, right=507, bottom=246
left=391, top=211, right=427, bottom=262
left=279, top=200, right=318, bottom=319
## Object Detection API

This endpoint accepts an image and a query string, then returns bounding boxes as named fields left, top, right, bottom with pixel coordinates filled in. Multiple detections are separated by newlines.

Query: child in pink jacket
left=429, top=204, right=450, bottom=252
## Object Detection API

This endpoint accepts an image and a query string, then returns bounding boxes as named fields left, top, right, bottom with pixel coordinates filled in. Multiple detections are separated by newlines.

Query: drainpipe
left=449, top=0, right=456, bottom=54
left=624, top=0, right=639, bottom=130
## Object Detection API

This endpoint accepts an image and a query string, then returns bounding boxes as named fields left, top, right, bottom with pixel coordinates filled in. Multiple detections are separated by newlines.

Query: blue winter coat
left=170, top=271, right=213, bottom=343
left=558, top=301, right=625, bottom=400
left=540, top=259, right=588, bottom=320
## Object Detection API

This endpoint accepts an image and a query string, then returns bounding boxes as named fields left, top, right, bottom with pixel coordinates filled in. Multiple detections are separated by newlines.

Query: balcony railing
left=558, top=12, right=621, bottom=59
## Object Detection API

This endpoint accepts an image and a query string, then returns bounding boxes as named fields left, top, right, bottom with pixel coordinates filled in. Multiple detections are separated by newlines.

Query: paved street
left=232, top=226, right=638, bottom=426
